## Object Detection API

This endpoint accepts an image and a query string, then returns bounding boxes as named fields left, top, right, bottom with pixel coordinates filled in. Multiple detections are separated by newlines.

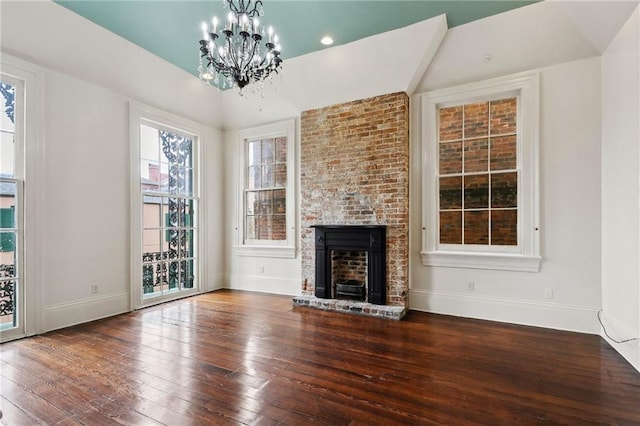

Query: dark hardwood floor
left=1, top=290, right=639, bottom=425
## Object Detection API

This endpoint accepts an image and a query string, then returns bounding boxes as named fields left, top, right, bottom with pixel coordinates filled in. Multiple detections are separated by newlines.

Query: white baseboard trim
left=409, top=289, right=600, bottom=334
left=225, top=274, right=300, bottom=296
left=599, top=311, right=640, bottom=373
left=44, top=291, right=130, bottom=333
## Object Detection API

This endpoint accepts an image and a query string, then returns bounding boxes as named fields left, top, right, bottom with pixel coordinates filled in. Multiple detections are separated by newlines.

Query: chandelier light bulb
left=212, top=16, right=218, bottom=33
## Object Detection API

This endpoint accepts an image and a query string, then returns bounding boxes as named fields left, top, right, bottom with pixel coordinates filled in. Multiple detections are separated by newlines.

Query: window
left=1, top=76, right=23, bottom=336
left=421, top=72, right=541, bottom=271
left=130, top=102, right=204, bottom=308
left=236, top=119, right=295, bottom=258
left=246, top=137, right=287, bottom=241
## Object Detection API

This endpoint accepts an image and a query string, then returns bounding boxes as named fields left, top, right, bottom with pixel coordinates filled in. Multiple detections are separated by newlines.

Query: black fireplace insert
left=312, top=225, right=386, bottom=305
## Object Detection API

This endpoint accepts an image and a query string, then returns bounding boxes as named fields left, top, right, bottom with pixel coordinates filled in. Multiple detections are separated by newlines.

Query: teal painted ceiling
left=55, top=0, right=538, bottom=81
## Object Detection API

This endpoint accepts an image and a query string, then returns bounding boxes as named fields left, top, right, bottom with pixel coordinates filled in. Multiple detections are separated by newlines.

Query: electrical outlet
left=544, top=288, right=553, bottom=299
left=91, top=284, right=99, bottom=294
left=467, top=281, right=475, bottom=291
left=259, top=265, right=265, bottom=274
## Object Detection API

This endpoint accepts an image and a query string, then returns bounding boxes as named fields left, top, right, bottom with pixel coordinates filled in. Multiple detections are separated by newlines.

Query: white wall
left=601, top=7, right=640, bottom=371
left=1, top=1, right=225, bottom=333
left=409, top=57, right=603, bottom=334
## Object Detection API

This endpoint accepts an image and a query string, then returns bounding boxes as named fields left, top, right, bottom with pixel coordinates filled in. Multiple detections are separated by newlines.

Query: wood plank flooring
left=1, top=290, right=639, bottom=425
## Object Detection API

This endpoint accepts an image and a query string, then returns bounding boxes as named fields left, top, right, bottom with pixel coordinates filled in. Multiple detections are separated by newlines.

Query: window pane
left=143, top=200, right=161, bottom=229
left=272, top=215, right=286, bottom=240
left=256, top=216, right=271, bottom=240
left=273, top=189, right=286, bottom=214
left=490, top=97, right=517, bottom=135
left=439, top=106, right=462, bottom=142
left=248, top=140, right=262, bottom=166
left=246, top=191, right=258, bottom=216
left=0, top=251, right=15, bottom=278
left=259, top=190, right=273, bottom=215
left=0, top=82, right=15, bottom=133
left=0, top=231, right=15, bottom=254
left=165, top=198, right=181, bottom=229
left=262, top=164, right=274, bottom=188
left=184, top=199, right=196, bottom=228
left=464, top=138, right=488, bottom=173
left=262, top=138, right=274, bottom=163
left=492, top=210, right=518, bottom=245
left=143, top=229, right=160, bottom=255
left=164, top=229, right=179, bottom=259
left=0, top=279, right=16, bottom=325
left=439, top=141, right=462, bottom=174
left=248, top=166, right=261, bottom=189
left=490, top=135, right=517, bottom=171
left=140, top=124, right=159, bottom=161
left=184, top=168, right=193, bottom=196
left=440, top=211, right=462, bottom=244
left=182, top=259, right=195, bottom=289
left=184, top=229, right=195, bottom=258
left=464, top=102, right=489, bottom=138
left=175, top=199, right=189, bottom=227
left=168, top=261, right=180, bottom=289
left=141, top=160, right=161, bottom=191
left=245, top=215, right=256, bottom=240
left=275, top=137, right=287, bottom=163
left=439, top=176, right=462, bottom=210
left=275, top=164, right=287, bottom=187
left=0, top=131, right=14, bottom=177
left=491, top=172, right=518, bottom=208
left=464, top=211, right=489, bottom=245
left=464, top=174, right=489, bottom=209
left=0, top=188, right=16, bottom=253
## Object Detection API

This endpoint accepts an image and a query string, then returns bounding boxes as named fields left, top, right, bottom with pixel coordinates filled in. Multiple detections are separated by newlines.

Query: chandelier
left=198, top=0, right=283, bottom=93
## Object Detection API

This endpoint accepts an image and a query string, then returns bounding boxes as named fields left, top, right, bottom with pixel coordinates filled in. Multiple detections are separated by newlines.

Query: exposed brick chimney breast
left=300, top=92, right=409, bottom=307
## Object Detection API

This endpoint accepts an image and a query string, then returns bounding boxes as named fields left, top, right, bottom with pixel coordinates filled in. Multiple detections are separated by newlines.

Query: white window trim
left=420, top=71, right=541, bottom=272
left=129, top=101, right=208, bottom=309
left=0, top=53, right=45, bottom=341
left=234, top=119, right=296, bottom=259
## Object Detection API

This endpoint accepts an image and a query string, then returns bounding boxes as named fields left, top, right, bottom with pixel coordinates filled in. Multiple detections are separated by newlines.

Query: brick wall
left=300, top=92, right=409, bottom=307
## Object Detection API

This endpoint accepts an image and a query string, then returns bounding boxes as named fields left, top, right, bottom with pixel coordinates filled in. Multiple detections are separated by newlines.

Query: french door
left=136, top=117, right=200, bottom=305
left=0, top=74, right=25, bottom=340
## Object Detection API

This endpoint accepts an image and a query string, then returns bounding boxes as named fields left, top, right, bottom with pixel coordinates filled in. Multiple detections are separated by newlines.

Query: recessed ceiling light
left=321, top=36, right=334, bottom=46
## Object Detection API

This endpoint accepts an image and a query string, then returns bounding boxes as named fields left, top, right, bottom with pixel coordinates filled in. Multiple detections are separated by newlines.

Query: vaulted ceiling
left=54, top=0, right=539, bottom=80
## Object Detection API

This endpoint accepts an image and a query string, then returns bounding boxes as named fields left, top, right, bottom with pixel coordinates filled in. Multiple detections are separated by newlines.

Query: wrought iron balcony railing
left=142, top=251, right=194, bottom=294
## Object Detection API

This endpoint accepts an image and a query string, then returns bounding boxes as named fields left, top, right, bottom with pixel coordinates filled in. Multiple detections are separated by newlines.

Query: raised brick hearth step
left=292, top=295, right=407, bottom=320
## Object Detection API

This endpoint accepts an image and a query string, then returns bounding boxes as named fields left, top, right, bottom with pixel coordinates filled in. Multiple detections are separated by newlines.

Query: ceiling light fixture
left=198, top=0, right=283, bottom=94
left=320, top=36, right=334, bottom=46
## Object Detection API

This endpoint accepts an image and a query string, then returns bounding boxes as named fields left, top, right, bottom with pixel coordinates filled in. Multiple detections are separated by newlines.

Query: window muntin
left=140, top=123, right=197, bottom=298
left=437, top=97, right=519, bottom=247
left=244, top=137, right=287, bottom=242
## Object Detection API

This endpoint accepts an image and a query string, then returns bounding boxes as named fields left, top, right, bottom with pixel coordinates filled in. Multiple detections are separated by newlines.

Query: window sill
left=421, top=251, right=541, bottom=272
left=234, top=245, right=296, bottom=259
